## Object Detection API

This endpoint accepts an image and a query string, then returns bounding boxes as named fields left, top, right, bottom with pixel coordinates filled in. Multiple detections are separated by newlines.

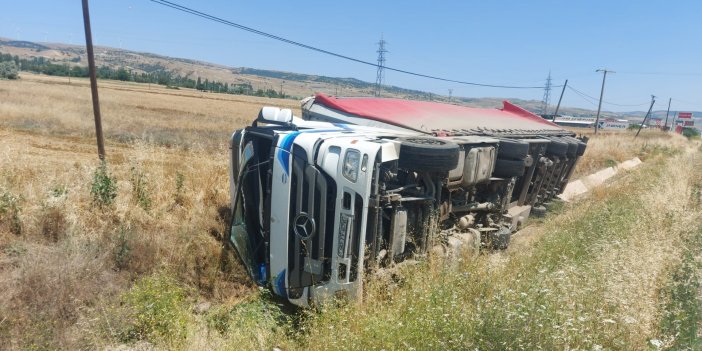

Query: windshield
left=230, top=190, right=259, bottom=281
left=229, top=139, right=270, bottom=285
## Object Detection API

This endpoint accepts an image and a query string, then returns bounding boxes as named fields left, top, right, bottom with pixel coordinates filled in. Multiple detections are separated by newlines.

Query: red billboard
left=678, top=112, right=693, bottom=119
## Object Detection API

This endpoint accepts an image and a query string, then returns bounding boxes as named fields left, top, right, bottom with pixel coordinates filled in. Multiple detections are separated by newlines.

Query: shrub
left=0, top=189, right=22, bottom=235
left=682, top=127, right=700, bottom=139
left=90, top=161, right=117, bottom=207
left=0, top=61, right=19, bottom=79
left=118, top=274, right=189, bottom=343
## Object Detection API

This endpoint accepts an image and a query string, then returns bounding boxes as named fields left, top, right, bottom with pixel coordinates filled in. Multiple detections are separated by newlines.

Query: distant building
left=553, top=116, right=596, bottom=128
left=552, top=116, right=629, bottom=129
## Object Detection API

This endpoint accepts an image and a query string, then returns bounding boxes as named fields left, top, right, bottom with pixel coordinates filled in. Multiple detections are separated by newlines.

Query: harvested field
left=0, top=74, right=699, bottom=350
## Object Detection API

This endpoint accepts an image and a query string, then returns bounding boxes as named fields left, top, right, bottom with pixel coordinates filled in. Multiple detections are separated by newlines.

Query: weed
left=90, top=161, right=117, bottom=207
left=50, top=184, right=67, bottom=197
left=111, top=226, right=157, bottom=275
left=40, top=204, right=67, bottom=242
left=0, top=188, right=22, bottom=235
left=3, top=241, right=27, bottom=256
left=114, top=227, right=132, bottom=271
left=130, top=164, right=152, bottom=211
left=174, top=171, right=185, bottom=206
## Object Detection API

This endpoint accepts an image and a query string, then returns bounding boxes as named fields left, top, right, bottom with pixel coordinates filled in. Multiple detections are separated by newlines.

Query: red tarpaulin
left=309, top=94, right=563, bottom=134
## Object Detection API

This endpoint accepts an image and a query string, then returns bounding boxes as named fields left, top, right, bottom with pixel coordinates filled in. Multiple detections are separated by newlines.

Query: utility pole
left=374, top=35, right=387, bottom=97
left=663, top=97, right=672, bottom=130
left=279, top=81, right=284, bottom=97
left=635, top=95, right=656, bottom=139
left=540, top=71, right=552, bottom=116
left=553, top=79, right=568, bottom=117
left=82, top=0, right=105, bottom=160
left=448, top=89, right=453, bottom=103
left=594, top=69, right=614, bottom=135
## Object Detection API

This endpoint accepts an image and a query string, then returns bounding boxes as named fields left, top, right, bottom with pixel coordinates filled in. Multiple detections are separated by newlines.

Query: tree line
left=0, top=52, right=290, bottom=99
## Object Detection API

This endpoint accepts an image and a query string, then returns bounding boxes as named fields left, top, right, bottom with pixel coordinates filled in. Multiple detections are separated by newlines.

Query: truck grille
left=287, top=145, right=336, bottom=290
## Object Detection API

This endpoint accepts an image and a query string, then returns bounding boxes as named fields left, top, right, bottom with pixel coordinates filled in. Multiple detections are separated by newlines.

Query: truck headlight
left=342, top=149, right=360, bottom=182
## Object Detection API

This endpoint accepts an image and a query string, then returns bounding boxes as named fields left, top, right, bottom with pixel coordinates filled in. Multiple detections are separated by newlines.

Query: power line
left=567, top=86, right=599, bottom=107
left=146, top=0, right=555, bottom=89
left=567, top=86, right=648, bottom=107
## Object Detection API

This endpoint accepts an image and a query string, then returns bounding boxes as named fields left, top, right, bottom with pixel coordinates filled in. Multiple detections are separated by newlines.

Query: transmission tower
left=374, top=35, right=388, bottom=97
left=540, top=71, right=552, bottom=116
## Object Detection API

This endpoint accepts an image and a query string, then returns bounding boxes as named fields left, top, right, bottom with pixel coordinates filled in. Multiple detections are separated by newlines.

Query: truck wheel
left=576, top=141, right=587, bottom=156
left=564, top=139, right=578, bottom=157
left=496, top=138, right=529, bottom=160
left=546, top=138, right=568, bottom=156
left=492, top=158, right=526, bottom=178
left=397, top=137, right=460, bottom=173
left=563, top=136, right=587, bottom=156
left=531, top=205, right=547, bottom=218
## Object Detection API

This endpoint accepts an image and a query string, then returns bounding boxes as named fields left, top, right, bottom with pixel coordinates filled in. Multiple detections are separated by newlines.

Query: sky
left=1, top=0, right=701, bottom=112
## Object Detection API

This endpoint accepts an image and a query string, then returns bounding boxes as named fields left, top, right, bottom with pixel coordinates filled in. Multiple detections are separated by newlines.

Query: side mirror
left=256, top=107, right=293, bottom=126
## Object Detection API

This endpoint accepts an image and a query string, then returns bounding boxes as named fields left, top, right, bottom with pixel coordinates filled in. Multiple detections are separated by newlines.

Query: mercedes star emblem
left=293, top=212, right=316, bottom=240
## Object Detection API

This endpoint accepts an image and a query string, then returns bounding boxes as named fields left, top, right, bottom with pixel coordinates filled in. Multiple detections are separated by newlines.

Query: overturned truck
left=229, top=94, right=587, bottom=307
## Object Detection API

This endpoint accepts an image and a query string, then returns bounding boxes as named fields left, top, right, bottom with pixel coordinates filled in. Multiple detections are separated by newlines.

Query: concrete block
left=618, top=157, right=642, bottom=170
left=583, top=166, right=617, bottom=187
left=558, top=179, right=588, bottom=202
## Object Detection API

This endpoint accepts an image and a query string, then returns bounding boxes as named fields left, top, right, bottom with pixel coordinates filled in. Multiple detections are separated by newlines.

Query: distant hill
left=1, top=37, right=699, bottom=120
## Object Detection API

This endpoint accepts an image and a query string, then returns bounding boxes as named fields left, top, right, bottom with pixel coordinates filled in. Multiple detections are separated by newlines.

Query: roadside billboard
left=597, top=120, right=629, bottom=130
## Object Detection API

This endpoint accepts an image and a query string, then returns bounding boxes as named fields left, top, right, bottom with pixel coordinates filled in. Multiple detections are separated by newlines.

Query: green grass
left=658, top=226, right=702, bottom=350
left=81, top=143, right=700, bottom=350
left=294, top=185, right=645, bottom=350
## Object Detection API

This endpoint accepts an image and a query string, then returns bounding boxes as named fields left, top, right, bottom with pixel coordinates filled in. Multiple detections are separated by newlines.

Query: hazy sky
left=2, top=0, right=701, bottom=112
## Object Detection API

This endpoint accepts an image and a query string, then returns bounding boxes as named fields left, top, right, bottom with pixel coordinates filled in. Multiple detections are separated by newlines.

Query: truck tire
left=397, top=137, right=460, bottom=173
left=531, top=205, right=547, bottom=218
left=576, top=141, right=587, bottom=156
left=564, top=139, right=578, bottom=157
left=492, top=158, right=526, bottom=178
left=563, top=136, right=587, bottom=156
left=496, top=138, right=529, bottom=160
left=545, top=138, right=568, bottom=156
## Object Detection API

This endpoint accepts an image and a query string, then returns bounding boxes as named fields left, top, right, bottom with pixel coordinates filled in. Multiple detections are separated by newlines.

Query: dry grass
left=0, top=74, right=698, bottom=350
left=0, top=73, right=299, bottom=149
left=569, top=128, right=688, bottom=179
left=0, top=127, right=253, bottom=349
